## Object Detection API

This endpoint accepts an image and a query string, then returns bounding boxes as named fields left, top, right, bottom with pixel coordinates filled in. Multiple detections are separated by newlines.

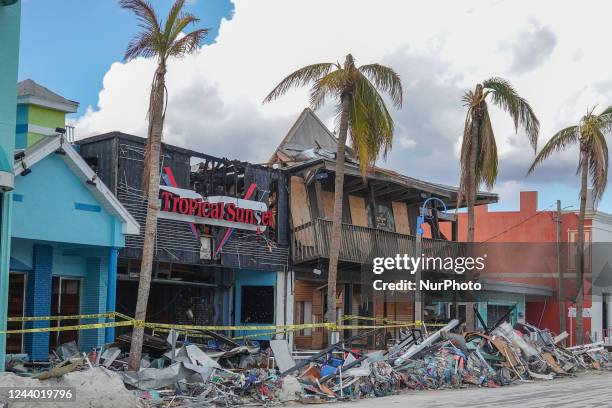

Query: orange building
left=438, top=191, right=612, bottom=346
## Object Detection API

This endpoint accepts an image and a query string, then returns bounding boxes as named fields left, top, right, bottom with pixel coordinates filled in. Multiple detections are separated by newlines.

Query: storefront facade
left=7, top=135, right=138, bottom=361
left=271, top=109, right=497, bottom=349
left=76, top=132, right=290, bottom=342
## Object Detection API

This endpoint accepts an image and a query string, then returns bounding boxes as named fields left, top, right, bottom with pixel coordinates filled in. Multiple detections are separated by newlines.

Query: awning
left=480, top=279, right=553, bottom=297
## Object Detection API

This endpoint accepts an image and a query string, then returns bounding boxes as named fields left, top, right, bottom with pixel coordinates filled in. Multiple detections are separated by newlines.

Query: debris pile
left=3, top=320, right=611, bottom=407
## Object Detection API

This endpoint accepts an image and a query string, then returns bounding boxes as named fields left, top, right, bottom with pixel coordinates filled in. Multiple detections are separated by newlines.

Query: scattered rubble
left=2, top=320, right=611, bottom=407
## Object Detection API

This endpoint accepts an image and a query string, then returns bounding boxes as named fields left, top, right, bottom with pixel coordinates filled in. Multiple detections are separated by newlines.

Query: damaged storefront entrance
left=234, top=269, right=276, bottom=339
left=49, top=277, right=81, bottom=351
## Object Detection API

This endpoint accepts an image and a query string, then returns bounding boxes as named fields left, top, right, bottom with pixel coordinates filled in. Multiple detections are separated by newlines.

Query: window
left=241, top=286, right=274, bottom=324
left=367, top=203, right=396, bottom=231
left=449, top=304, right=466, bottom=322
left=487, top=304, right=515, bottom=327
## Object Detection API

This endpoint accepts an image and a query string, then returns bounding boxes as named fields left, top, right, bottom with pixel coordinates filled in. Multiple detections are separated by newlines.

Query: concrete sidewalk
left=330, top=372, right=612, bottom=408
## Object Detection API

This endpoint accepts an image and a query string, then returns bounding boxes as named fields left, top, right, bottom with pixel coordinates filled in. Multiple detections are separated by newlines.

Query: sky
left=17, top=0, right=612, bottom=213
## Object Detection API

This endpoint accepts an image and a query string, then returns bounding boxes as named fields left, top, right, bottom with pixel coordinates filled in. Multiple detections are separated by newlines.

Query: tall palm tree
left=119, top=0, right=207, bottom=370
left=458, top=78, right=539, bottom=329
left=528, top=106, right=612, bottom=345
left=264, top=54, right=402, bottom=330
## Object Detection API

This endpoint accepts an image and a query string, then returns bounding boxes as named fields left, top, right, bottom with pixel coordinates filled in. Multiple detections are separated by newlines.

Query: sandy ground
left=329, top=371, right=612, bottom=408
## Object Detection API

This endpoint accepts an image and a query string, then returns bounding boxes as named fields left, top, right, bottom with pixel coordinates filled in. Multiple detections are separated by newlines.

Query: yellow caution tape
left=7, top=312, right=116, bottom=322
left=1, top=320, right=135, bottom=334
left=341, top=315, right=448, bottom=327
left=142, top=321, right=334, bottom=332
left=1, top=313, right=447, bottom=335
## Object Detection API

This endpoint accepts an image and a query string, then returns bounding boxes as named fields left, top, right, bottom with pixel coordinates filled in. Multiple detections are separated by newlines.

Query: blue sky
left=18, top=0, right=234, bottom=116
left=15, top=1, right=612, bottom=213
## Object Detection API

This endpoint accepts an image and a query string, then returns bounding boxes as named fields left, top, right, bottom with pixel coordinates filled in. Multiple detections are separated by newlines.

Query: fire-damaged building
left=76, top=132, right=290, bottom=339
left=270, top=109, right=497, bottom=349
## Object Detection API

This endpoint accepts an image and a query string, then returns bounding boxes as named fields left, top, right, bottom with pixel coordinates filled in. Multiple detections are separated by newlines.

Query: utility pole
left=556, top=200, right=566, bottom=340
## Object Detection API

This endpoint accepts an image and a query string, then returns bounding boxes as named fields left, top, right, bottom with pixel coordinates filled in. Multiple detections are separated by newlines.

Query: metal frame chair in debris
left=2, top=313, right=611, bottom=407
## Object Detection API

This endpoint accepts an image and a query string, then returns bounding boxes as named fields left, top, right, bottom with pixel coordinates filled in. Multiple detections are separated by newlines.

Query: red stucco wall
left=435, top=191, right=592, bottom=344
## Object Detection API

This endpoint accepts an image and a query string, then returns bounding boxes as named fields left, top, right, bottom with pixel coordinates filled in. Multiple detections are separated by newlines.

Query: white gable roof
left=14, top=136, right=139, bottom=235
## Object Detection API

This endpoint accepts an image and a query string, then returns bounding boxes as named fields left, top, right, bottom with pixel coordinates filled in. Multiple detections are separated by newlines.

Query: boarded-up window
left=349, top=195, right=368, bottom=227
left=321, top=190, right=335, bottom=220
left=290, top=176, right=311, bottom=227
left=392, top=201, right=410, bottom=234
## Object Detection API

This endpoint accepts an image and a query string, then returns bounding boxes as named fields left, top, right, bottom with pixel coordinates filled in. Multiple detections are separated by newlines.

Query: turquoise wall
left=234, top=269, right=276, bottom=340
left=11, top=154, right=125, bottom=247
left=11, top=238, right=88, bottom=277
left=0, top=1, right=20, bottom=157
left=435, top=292, right=526, bottom=329
left=0, top=0, right=21, bottom=373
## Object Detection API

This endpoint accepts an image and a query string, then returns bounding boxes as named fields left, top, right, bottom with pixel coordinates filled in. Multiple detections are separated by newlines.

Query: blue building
left=0, top=0, right=21, bottom=371
left=6, top=133, right=138, bottom=361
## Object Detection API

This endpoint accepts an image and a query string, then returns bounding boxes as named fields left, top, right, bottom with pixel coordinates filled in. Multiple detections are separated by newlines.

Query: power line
left=482, top=202, right=557, bottom=243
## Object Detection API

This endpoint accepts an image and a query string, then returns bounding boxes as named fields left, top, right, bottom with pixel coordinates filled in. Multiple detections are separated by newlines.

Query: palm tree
left=528, top=106, right=612, bottom=345
left=263, top=54, right=402, bottom=331
left=458, top=78, right=539, bottom=329
left=119, top=0, right=207, bottom=370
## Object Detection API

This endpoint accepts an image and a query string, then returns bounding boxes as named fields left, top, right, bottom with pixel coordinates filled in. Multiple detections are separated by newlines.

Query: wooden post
left=556, top=200, right=566, bottom=342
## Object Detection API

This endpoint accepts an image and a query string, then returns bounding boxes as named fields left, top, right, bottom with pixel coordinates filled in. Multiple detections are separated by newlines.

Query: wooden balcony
left=292, top=218, right=464, bottom=265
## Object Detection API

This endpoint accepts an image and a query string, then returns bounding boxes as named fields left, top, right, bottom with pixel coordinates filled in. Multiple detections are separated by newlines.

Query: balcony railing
left=292, top=218, right=464, bottom=265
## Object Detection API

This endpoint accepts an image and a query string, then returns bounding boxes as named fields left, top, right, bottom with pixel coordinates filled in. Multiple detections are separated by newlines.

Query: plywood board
left=321, top=190, right=335, bottom=220
left=349, top=195, right=368, bottom=227
left=392, top=201, right=410, bottom=234
left=290, top=176, right=311, bottom=227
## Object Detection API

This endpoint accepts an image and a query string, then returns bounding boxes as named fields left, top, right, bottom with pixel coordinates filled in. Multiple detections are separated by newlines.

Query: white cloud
left=72, top=0, right=612, bottom=209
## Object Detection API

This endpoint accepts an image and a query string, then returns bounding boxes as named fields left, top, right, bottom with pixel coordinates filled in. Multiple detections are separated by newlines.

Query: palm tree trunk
left=465, top=111, right=480, bottom=331
left=326, top=95, right=351, bottom=332
left=575, top=146, right=588, bottom=345
left=128, top=63, right=167, bottom=371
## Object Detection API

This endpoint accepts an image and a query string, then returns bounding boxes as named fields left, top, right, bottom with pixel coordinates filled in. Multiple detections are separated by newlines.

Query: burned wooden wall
left=191, top=160, right=290, bottom=272
left=77, top=132, right=290, bottom=272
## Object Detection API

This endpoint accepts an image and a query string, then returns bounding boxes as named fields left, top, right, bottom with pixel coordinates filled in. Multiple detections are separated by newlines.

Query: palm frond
left=164, top=0, right=187, bottom=43
left=309, top=69, right=345, bottom=110
left=120, top=0, right=162, bottom=61
left=456, top=106, right=474, bottom=209
left=166, top=13, right=200, bottom=48
left=483, top=77, right=539, bottom=150
left=349, top=72, right=394, bottom=175
left=119, top=0, right=160, bottom=33
left=167, top=28, right=208, bottom=57
left=358, top=64, right=403, bottom=108
left=476, top=107, right=498, bottom=190
left=262, top=63, right=335, bottom=104
left=597, top=106, right=612, bottom=134
left=527, top=125, right=579, bottom=174
left=588, top=128, right=608, bottom=201
left=124, top=31, right=158, bottom=60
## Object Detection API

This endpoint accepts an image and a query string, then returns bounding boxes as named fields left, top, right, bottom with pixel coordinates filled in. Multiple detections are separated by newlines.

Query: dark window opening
left=487, top=304, right=514, bottom=327
left=50, top=277, right=81, bottom=351
left=450, top=304, right=466, bottom=323
left=83, top=157, right=99, bottom=174
left=241, top=286, right=274, bottom=324
left=367, top=202, right=396, bottom=231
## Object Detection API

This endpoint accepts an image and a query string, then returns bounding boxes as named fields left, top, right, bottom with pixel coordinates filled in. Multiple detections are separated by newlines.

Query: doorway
left=49, top=277, right=81, bottom=351
left=7, top=272, right=26, bottom=353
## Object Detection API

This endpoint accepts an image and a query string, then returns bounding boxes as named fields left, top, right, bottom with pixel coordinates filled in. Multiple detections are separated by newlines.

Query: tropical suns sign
left=157, top=185, right=274, bottom=232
